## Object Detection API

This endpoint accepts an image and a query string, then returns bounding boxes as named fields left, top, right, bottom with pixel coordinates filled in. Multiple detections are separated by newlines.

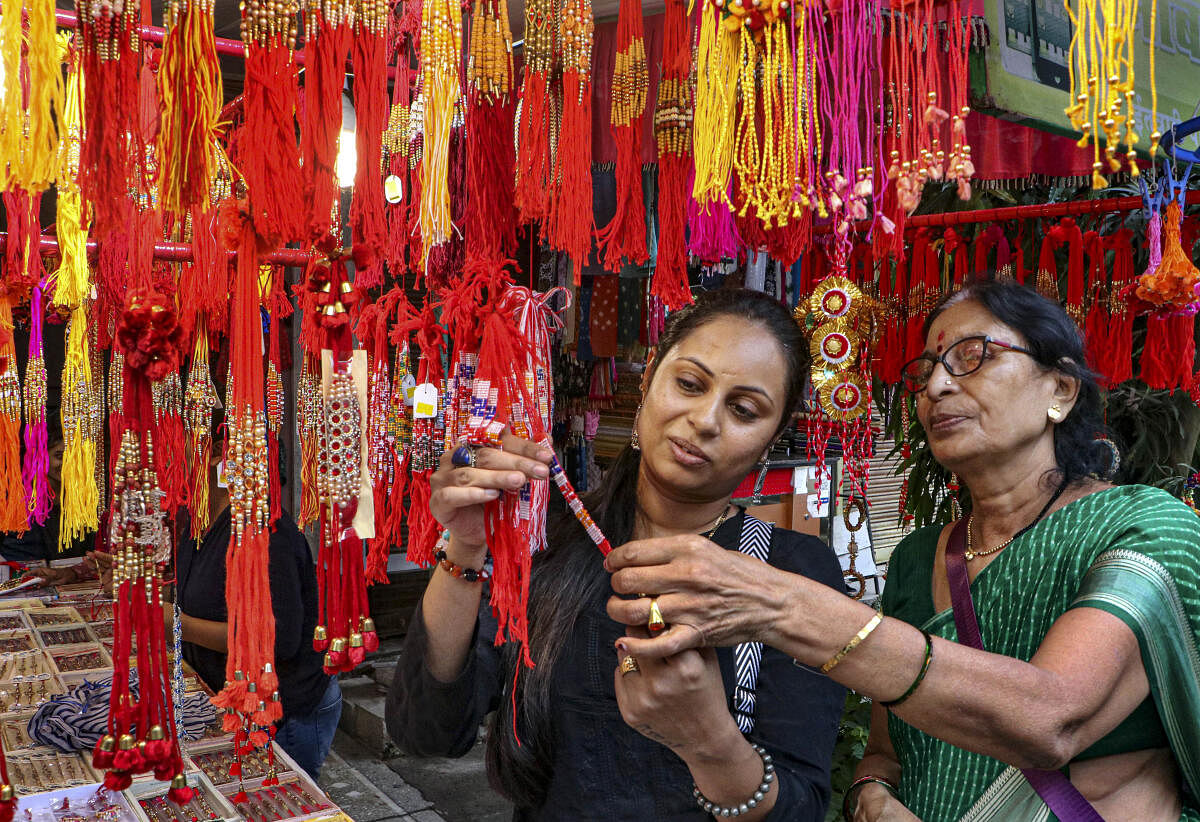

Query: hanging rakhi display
left=1, top=191, right=44, bottom=300
left=183, top=332, right=219, bottom=538
left=402, top=304, right=447, bottom=568
left=465, top=0, right=518, bottom=263
left=22, top=284, right=52, bottom=527
left=300, top=0, right=352, bottom=247
left=1035, top=217, right=1083, bottom=310
left=419, top=0, right=464, bottom=260
left=158, top=0, right=223, bottom=218
left=0, top=0, right=63, bottom=192
left=595, top=0, right=649, bottom=272
left=0, top=297, right=25, bottom=534
left=690, top=1, right=740, bottom=260
left=1133, top=170, right=1200, bottom=392
left=800, top=268, right=876, bottom=498
left=547, top=0, right=594, bottom=281
left=651, top=0, right=693, bottom=309
left=1064, top=0, right=1156, bottom=186
left=382, top=73, right=412, bottom=272
left=355, top=287, right=410, bottom=583
left=93, top=287, right=189, bottom=798
left=301, top=257, right=379, bottom=672
left=1097, top=228, right=1136, bottom=387
left=726, top=1, right=802, bottom=233
left=74, top=0, right=139, bottom=239
left=810, top=0, right=882, bottom=238
left=350, top=0, right=390, bottom=288
left=210, top=202, right=281, bottom=762
left=54, top=40, right=91, bottom=312
left=513, top=0, right=555, bottom=227
left=59, top=306, right=101, bottom=552
left=238, top=0, right=303, bottom=243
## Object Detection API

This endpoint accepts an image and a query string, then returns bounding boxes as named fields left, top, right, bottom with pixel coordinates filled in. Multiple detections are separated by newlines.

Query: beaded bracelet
left=841, top=775, right=899, bottom=821
left=692, top=743, right=775, bottom=818
left=434, top=550, right=490, bottom=583
left=821, top=612, right=883, bottom=674
left=881, top=630, right=933, bottom=709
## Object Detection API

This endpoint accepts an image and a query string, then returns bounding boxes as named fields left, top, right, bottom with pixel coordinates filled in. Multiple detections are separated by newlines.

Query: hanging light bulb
left=336, top=86, right=357, bottom=188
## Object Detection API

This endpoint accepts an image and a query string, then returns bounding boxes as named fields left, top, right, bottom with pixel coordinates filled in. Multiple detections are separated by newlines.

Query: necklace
left=962, top=478, right=1070, bottom=561
left=703, top=505, right=733, bottom=540
left=963, top=515, right=1013, bottom=561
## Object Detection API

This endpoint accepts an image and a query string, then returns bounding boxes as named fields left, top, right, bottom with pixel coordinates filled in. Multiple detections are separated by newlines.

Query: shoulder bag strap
left=945, top=519, right=1106, bottom=822
left=732, top=514, right=774, bottom=734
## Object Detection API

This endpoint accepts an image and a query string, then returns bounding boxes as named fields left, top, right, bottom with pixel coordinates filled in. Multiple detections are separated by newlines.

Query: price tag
left=384, top=174, right=404, bottom=204
left=401, top=374, right=417, bottom=406
left=413, top=383, right=438, bottom=419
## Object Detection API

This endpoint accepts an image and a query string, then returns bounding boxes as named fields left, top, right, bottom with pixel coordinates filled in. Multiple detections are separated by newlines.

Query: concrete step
left=338, top=675, right=394, bottom=759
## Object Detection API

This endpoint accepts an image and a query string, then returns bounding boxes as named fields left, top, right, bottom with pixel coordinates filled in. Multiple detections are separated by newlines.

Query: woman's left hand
left=613, top=634, right=740, bottom=761
left=605, top=534, right=790, bottom=659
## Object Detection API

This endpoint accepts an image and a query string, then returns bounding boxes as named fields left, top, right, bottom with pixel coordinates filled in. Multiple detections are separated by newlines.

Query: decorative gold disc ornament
left=809, top=276, right=862, bottom=324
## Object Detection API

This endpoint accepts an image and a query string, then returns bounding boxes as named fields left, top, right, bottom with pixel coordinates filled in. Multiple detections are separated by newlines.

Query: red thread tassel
left=1140, top=314, right=1196, bottom=392
left=1105, top=229, right=1136, bottom=386
left=514, top=73, right=552, bottom=226
left=351, top=14, right=389, bottom=288
left=240, top=37, right=303, bottom=244
left=300, top=12, right=350, bottom=247
left=594, top=0, right=649, bottom=272
left=465, top=0, right=518, bottom=263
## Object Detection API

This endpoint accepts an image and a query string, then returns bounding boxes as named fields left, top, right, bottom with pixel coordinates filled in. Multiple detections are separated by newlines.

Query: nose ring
left=944, top=379, right=953, bottom=386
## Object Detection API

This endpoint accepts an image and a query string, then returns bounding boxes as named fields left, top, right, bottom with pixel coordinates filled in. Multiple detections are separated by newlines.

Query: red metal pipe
left=0, top=233, right=317, bottom=268
left=55, top=8, right=399, bottom=77
left=904, top=189, right=1200, bottom=228
left=56, top=9, right=248, bottom=58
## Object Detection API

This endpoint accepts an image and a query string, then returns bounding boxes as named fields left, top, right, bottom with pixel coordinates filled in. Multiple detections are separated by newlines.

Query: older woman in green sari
left=604, top=281, right=1200, bottom=822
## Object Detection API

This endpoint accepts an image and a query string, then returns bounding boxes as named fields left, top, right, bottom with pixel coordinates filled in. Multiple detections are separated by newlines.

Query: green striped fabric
left=880, top=485, right=1200, bottom=821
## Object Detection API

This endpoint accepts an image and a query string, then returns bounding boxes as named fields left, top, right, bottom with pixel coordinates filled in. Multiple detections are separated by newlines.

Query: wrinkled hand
left=604, top=534, right=787, bottom=659
left=428, top=429, right=553, bottom=563
left=854, top=785, right=922, bottom=822
left=613, top=630, right=736, bottom=760
left=87, top=551, right=113, bottom=596
left=21, top=566, right=77, bottom=586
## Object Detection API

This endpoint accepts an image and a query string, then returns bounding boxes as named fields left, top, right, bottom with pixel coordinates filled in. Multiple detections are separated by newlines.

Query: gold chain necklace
left=703, top=505, right=733, bottom=540
left=964, top=514, right=1014, bottom=562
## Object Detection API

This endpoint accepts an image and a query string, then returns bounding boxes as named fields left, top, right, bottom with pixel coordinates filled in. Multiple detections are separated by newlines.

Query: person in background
left=603, top=282, right=1200, bottom=822
left=388, top=289, right=847, bottom=821
left=176, top=409, right=341, bottom=780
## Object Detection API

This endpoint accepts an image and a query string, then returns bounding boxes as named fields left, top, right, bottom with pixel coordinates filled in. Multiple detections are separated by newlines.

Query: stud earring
left=1047, top=404, right=1063, bottom=422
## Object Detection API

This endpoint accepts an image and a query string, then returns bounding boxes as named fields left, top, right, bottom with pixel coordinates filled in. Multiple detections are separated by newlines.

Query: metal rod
left=905, top=189, right=1200, bottom=228
left=55, top=9, right=250, bottom=59
left=0, top=234, right=316, bottom=267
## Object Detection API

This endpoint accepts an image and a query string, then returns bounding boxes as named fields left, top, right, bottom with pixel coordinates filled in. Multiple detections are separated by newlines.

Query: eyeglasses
left=901, top=335, right=1035, bottom=393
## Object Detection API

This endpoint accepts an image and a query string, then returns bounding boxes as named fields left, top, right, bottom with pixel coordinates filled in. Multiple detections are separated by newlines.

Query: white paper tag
left=216, top=460, right=228, bottom=489
left=413, top=383, right=438, bottom=419
left=384, top=174, right=404, bottom=204
left=401, top=374, right=417, bottom=406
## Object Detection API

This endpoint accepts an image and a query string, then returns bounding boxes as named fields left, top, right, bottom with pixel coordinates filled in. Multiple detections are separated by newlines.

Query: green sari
left=880, top=485, right=1200, bottom=822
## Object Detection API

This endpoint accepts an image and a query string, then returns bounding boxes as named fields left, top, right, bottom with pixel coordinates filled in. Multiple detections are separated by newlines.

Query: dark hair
left=924, top=280, right=1115, bottom=486
left=485, top=288, right=807, bottom=807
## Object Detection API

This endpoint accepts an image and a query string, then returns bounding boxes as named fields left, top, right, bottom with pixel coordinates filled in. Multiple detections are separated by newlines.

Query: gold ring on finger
left=647, top=597, right=666, bottom=633
left=618, top=655, right=640, bottom=676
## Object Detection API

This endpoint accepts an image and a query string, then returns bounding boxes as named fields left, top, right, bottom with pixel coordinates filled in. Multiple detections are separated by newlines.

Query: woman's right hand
left=853, top=784, right=922, bottom=822
left=429, top=429, right=554, bottom=562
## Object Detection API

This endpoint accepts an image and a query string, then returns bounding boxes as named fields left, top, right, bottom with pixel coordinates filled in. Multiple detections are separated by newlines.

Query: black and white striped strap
left=732, top=514, right=773, bottom=735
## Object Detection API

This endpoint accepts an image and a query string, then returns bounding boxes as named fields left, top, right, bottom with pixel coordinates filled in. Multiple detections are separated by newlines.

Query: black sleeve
left=753, top=530, right=847, bottom=822
left=384, top=592, right=504, bottom=758
left=266, top=523, right=309, bottom=663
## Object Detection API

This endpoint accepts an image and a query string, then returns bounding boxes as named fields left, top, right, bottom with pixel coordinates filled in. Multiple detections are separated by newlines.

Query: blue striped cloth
left=28, top=671, right=217, bottom=752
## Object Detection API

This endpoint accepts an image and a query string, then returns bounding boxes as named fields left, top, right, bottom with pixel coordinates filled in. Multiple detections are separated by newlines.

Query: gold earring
left=1047, top=404, right=1063, bottom=422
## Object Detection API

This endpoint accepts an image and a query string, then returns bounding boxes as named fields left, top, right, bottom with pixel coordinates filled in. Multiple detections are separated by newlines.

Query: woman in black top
left=387, top=289, right=846, bottom=820
left=176, top=424, right=341, bottom=780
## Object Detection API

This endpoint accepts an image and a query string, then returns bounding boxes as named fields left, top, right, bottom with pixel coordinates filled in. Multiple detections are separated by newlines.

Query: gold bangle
left=821, top=612, right=883, bottom=674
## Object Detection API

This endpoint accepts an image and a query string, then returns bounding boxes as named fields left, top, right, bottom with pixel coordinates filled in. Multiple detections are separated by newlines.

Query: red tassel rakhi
left=548, top=0, right=595, bottom=283
left=351, top=5, right=390, bottom=288
left=465, top=0, right=518, bottom=263
left=595, top=0, right=650, bottom=272
left=651, top=0, right=694, bottom=308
